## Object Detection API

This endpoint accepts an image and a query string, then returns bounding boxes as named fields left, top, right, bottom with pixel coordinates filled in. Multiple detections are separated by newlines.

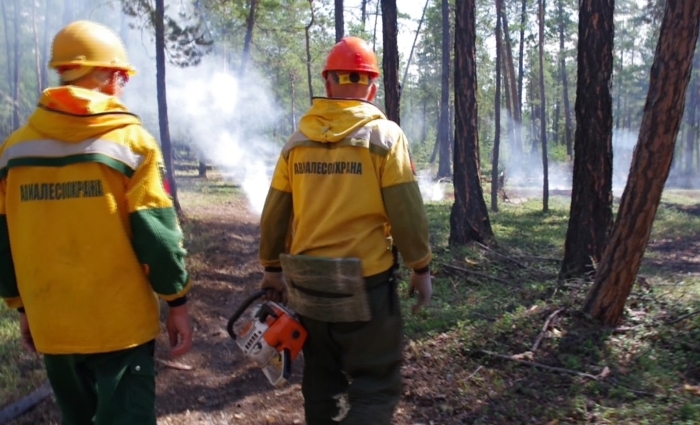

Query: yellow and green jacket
left=259, top=98, right=432, bottom=278
left=0, top=86, right=190, bottom=354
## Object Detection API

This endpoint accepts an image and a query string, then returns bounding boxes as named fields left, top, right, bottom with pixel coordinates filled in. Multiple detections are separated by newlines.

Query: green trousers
left=43, top=340, right=156, bottom=425
left=299, top=277, right=404, bottom=425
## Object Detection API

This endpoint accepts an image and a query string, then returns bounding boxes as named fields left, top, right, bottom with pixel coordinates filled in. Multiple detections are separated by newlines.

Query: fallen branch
left=466, top=365, right=483, bottom=381
left=477, top=350, right=600, bottom=380
left=476, top=242, right=528, bottom=269
left=665, top=309, right=700, bottom=325
left=531, top=308, right=565, bottom=353
left=0, top=381, right=53, bottom=425
left=156, top=358, right=195, bottom=371
left=438, top=262, right=512, bottom=286
left=514, top=255, right=561, bottom=263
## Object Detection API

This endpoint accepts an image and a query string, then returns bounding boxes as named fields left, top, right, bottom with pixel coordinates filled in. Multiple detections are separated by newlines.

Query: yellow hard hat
left=49, top=20, right=136, bottom=75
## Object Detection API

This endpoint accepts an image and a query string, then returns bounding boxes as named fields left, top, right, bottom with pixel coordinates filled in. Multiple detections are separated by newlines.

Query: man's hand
left=19, top=312, right=36, bottom=353
left=408, top=270, right=432, bottom=314
left=166, top=305, right=193, bottom=357
left=261, top=271, right=287, bottom=304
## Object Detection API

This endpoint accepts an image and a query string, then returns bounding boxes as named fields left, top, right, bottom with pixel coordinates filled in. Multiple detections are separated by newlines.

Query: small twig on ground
left=438, top=262, right=513, bottom=286
left=665, top=309, right=700, bottom=325
left=156, top=358, right=195, bottom=371
left=0, top=381, right=53, bottom=425
left=477, top=350, right=600, bottom=380
left=475, top=242, right=528, bottom=269
left=608, top=379, right=657, bottom=397
left=448, top=277, right=465, bottom=303
left=531, top=308, right=565, bottom=353
left=514, top=255, right=561, bottom=263
left=466, top=365, right=483, bottom=381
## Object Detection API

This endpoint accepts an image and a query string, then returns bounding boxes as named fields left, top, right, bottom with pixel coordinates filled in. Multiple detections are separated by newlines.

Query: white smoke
left=416, top=169, right=445, bottom=202
left=120, top=36, right=282, bottom=216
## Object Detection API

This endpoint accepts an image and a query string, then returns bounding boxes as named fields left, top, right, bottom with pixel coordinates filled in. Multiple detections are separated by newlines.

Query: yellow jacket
left=0, top=86, right=190, bottom=354
left=259, top=98, right=431, bottom=278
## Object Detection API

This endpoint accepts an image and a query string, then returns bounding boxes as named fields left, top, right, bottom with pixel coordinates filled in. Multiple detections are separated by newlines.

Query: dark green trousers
left=43, top=340, right=156, bottom=425
left=300, top=278, right=404, bottom=425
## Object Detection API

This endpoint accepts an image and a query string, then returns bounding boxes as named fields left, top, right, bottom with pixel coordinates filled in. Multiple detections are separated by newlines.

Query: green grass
left=3, top=173, right=700, bottom=424
left=0, top=303, right=45, bottom=406
left=396, top=193, right=700, bottom=424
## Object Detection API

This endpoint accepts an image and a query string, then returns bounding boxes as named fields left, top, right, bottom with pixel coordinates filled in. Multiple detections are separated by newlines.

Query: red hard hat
left=322, top=37, right=380, bottom=79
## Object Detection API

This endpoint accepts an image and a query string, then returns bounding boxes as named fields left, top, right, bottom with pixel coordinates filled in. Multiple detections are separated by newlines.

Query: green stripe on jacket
left=129, top=208, right=189, bottom=297
left=0, top=154, right=136, bottom=179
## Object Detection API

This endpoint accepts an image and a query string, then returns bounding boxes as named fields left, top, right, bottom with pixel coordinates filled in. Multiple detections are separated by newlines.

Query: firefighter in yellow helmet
left=0, top=20, right=193, bottom=425
left=258, top=37, right=432, bottom=424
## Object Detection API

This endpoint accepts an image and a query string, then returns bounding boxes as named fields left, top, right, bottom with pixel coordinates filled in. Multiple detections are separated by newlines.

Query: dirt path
left=8, top=198, right=419, bottom=425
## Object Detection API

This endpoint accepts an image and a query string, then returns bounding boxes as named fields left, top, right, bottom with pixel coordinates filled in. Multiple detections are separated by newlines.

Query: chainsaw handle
left=226, top=290, right=267, bottom=340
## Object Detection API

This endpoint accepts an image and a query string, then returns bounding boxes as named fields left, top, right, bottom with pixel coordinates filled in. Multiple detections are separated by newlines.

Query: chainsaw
left=226, top=290, right=307, bottom=387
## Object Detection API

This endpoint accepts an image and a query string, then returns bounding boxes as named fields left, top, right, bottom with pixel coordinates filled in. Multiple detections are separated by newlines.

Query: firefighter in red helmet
left=258, top=36, right=432, bottom=424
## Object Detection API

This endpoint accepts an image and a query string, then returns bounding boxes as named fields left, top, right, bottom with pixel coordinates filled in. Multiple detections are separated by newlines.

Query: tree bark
left=41, top=0, right=49, bottom=91
left=437, top=0, right=452, bottom=178
left=501, top=1, right=522, bottom=155
left=12, top=0, right=21, bottom=130
left=401, top=0, right=430, bottom=92
left=335, top=0, right=344, bottom=42
left=584, top=0, right=700, bottom=326
left=684, top=49, right=700, bottom=173
left=558, top=0, right=573, bottom=158
left=305, top=0, right=315, bottom=104
left=2, top=0, right=13, bottom=115
left=239, top=0, right=258, bottom=78
left=155, top=0, right=182, bottom=215
left=381, top=0, right=400, bottom=123
left=537, top=0, right=548, bottom=212
left=32, top=0, right=42, bottom=97
left=373, top=0, right=380, bottom=51
left=492, top=0, right=503, bottom=213
left=560, top=0, right=614, bottom=279
left=450, top=0, right=494, bottom=246
left=361, top=0, right=368, bottom=31
left=518, top=0, right=527, bottom=114
left=615, top=48, right=624, bottom=129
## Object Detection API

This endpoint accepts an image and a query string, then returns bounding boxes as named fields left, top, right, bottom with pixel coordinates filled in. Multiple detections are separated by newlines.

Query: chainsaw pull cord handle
left=226, top=290, right=267, bottom=340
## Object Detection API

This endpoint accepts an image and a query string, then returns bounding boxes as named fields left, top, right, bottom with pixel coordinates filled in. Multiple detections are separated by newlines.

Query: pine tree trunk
left=12, top=0, right=21, bottom=130
left=538, top=0, right=548, bottom=212
left=373, top=0, right=380, bottom=51
left=361, top=0, right=368, bottom=31
left=401, top=0, right=430, bottom=92
left=584, top=0, right=700, bottom=326
left=450, top=0, right=494, bottom=246
left=615, top=49, right=624, bottom=129
left=335, top=0, right=344, bottom=42
left=558, top=0, right=573, bottom=158
left=437, top=0, right=452, bottom=178
left=503, top=42, right=515, bottom=153
left=501, top=2, right=522, bottom=155
left=239, top=0, right=258, bottom=78
left=2, top=0, right=13, bottom=119
left=381, top=0, right=400, bottom=124
left=41, top=0, right=49, bottom=90
left=155, top=0, right=182, bottom=216
left=517, top=0, right=527, bottom=115
left=492, top=0, right=503, bottom=213
left=305, top=0, right=314, bottom=104
left=560, top=0, right=614, bottom=279
left=32, top=0, right=42, bottom=97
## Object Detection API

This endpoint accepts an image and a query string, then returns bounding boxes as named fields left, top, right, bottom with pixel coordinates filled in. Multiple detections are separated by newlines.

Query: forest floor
left=2, top=173, right=700, bottom=424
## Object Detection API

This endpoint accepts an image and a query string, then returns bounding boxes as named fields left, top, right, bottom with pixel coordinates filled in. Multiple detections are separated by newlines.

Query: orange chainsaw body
left=227, top=291, right=307, bottom=386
